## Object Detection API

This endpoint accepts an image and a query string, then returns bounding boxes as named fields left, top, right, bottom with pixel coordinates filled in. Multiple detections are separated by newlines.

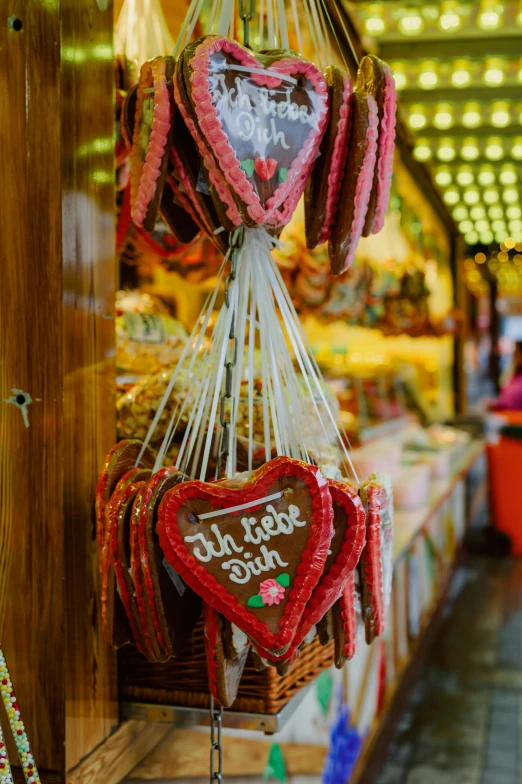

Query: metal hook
left=239, top=0, right=255, bottom=48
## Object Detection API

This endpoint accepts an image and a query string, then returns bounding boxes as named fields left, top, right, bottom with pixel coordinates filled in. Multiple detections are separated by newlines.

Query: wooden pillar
left=0, top=0, right=115, bottom=775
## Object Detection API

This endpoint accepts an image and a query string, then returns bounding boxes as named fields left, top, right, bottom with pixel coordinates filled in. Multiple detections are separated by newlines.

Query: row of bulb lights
left=466, top=244, right=522, bottom=298
left=392, top=57, right=517, bottom=92
left=413, top=136, right=522, bottom=163
left=407, top=102, right=518, bottom=131
left=362, top=0, right=517, bottom=37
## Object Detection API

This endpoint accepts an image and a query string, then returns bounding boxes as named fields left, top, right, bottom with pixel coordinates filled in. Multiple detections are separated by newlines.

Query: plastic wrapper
left=359, top=472, right=394, bottom=644
left=116, top=312, right=187, bottom=375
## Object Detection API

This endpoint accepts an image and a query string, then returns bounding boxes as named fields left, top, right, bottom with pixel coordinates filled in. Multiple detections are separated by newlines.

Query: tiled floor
left=374, top=557, right=522, bottom=784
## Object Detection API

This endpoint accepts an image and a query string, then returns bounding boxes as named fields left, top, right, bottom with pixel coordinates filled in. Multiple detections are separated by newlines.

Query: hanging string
left=276, top=0, right=289, bottom=50
left=290, top=0, right=303, bottom=54
left=328, top=0, right=361, bottom=67
left=318, top=0, right=349, bottom=70
left=302, top=0, right=325, bottom=71
left=266, top=0, right=275, bottom=49
left=258, top=0, right=265, bottom=50
left=173, top=0, right=200, bottom=57
left=217, top=0, right=235, bottom=36
left=208, top=0, right=220, bottom=33
left=313, top=0, right=334, bottom=66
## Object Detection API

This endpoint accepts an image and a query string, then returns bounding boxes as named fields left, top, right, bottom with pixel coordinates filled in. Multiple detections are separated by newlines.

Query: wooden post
left=0, top=0, right=115, bottom=775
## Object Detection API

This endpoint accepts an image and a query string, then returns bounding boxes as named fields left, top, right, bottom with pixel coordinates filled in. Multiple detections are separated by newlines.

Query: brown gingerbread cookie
left=328, top=92, right=379, bottom=275
left=204, top=605, right=250, bottom=708
left=305, top=66, right=353, bottom=249
left=355, top=55, right=397, bottom=237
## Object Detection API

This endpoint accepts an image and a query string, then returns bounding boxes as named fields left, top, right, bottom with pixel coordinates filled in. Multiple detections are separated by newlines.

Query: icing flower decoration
left=247, top=574, right=290, bottom=608
left=259, top=578, right=285, bottom=606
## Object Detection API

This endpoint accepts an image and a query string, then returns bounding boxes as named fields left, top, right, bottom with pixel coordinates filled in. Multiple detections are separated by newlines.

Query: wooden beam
left=126, top=728, right=327, bottom=780
left=66, top=721, right=172, bottom=784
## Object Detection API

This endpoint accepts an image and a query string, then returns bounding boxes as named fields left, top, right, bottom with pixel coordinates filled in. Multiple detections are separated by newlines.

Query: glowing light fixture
left=364, top=4, right=387, bottom=36
left=418, top=61, right=439, bottom=90
left=413, top=140, right=432, bottom=161
left=408, top=104, right=427, bottom=130
left=509, top=222, right=522, bottom=235
left=481, top=231, right=494, bottom=244
left=437, top=138, right=456, bottom=161
left=489, top=206, right=504, bottom=219
left=511, top=137, right=522, bottom=159
left=456, top=167, right=474, bottom=187
left=505, top=237, right=517, bottom=249
left=507, top=206, right=522, bottom=219
left=453, top=207, right=469, bottom=221
left=500, top=165, right=517, bottom=185
left=485, top=136, right=504, bottom=160
left=503, top=188, right=519, bottom=204
left=461, top=102, right=482, bottom=129
left=452, top=60, right=472, bottom=88
left=433, top=103, right=454, bottom=130
left=484, top=188, right=500, bottom=204
left=398, top=7, right=425, bottom=35
left=475, top=219, right=490, bottom=232
left=439, top=0, right=463, bottom=31
left=475, top=252, right=487, bottom=263
left=478, top=0, right=503, bottom=30
left=391, top=63, right=408, bottom=91
left=491, top=101, right=511, bottom=128
left=483, top=58, right=506, bottom=86
left=435, top=167, right=452, bottom=187
left=477, top=166, right=494, bottom=187
left=465, top=231, right=479, bottom=244
left=494, top=232, right=506, bottom=243
left=471, top=206, right=487, bottom=219
left=443, top=188, right=461, bottom=205
left=461, top=138, right=480, bottom=161
left=464, top=188, right=480, bottom=205
left=460, top=220, right=474, bottom=233
left=492, top=220, right=507, bottom=231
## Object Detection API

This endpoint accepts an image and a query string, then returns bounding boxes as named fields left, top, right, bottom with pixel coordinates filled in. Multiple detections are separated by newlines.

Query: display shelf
left=121, top=683, right=311, bottom=735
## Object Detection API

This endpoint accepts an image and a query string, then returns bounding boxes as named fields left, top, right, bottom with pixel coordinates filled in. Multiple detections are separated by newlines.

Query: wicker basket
left=119, top=619, right=335, bottom=714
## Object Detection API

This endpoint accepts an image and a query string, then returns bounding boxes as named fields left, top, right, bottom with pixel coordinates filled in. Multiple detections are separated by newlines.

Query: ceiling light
left=489, top=206, right=504, bottom=219
left=461, top=102, right=482, bottom=128
left=413, top=140, right=433, bottom=161
left=433, top=103, right=454, bottom=130
left=485, top=137, right=504, bottom=160
left=364, top=4, right=387, bottom=35
left=491, top=101, right=511, bottom=128
left=453, top=207, right=469, bottom=221
left=461, top=138, right=480, bottom=160
left=475, top=219, right=490, bottom=232
left=478, top=0, right=503, bottom=30
left=478, top=166, right=495, bottom=186
left=456, top=167, right=474, bottom=187
left=408, top=104, right=427, bottom=129
left=465, top=231, right=479, bottom=244
left=505, top=237, right=517, bottom=249
left=509, top=222, right=522, bottom=236
left=471, top=206, right=487, bottom=219
left=418, top=61, right=439, bottom=89
left=507, top=206, right=522, bottom=219
left=464, top=188, right=480, bottom=205
left=503, top=188, right=519, bottom=204
left=492, top=220, right=507, bottom=232
left=511, top=137, right=522, bottom=159
left=499, top=165, right=517, bottom=185
left=495, top=232, right=506, bottom=243
left=398, top=8, right=425, bottom=35
left=481, top=231, right=494, bottom=244
left=443, top=188, right=461, bottom=205
left=391, top=63, right=408, bottom=91
left=498, top=250, right=509, bottom=261
left=484, top=58, right=506, bottom=86
left=439, top=0, right=463, bottom=31
left=435, top=167, right=452, bottom=187
left=452, top=60, right=472, bottom=88
left=460, top=220, right=475, bottom=233
left=484, top=188, right=500, bottom=204
left=475, top=252, right=487, bottom=263
left=437, top=139, right=456, bottom=161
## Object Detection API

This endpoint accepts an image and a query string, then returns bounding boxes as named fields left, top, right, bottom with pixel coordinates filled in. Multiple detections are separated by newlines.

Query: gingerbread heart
left=204, top=605, right=250, bottom=708
left=183, top=36, right=328, bottom=227
left=158, top=456, right=333, bottom=654
left=360, top=474, right=394, bottom=644
left=319, top=565, right=363, bottom=668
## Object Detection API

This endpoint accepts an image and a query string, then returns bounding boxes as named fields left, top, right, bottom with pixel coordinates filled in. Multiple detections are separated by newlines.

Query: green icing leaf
left=262, top=743, right=287, bottom=782
left=241, top=158, right=255, bottom=177
left=276, top=573, right=290, bottom=587
left=278, top=167, right=288, bottom=183
left=316, top=669, right=334, bottom=717
left=247, top=594, right=265, bottom=607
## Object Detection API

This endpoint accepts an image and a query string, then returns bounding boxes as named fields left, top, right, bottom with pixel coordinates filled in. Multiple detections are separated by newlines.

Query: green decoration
left=262, top=742, right=287, bottom=782
left=316, top=669, right=334, bottom=717
left=276, top=573, right=290, bottom=587
left=278, top=167, right=288, bottom=183
left=241, top=158, right=255, bottom=177
left=247, top=594, right=265, bottom=608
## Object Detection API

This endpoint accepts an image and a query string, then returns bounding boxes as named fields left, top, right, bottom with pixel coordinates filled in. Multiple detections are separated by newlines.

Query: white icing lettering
left=223, top=545, right=289, bottom=584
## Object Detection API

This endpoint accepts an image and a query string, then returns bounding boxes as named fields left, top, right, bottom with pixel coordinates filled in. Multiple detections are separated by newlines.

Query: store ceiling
left=345, top=0, right=522, bottom=251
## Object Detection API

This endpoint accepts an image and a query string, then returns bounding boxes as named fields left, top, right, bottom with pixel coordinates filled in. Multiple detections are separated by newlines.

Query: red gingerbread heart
left=181, top=36, right=329, bottom=227
left=158, top=456, right=333, bottom=654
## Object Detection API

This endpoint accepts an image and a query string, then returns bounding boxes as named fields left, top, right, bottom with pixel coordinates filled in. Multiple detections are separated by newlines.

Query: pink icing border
left=317, top=74, right=353, bottom=245
left=337, top=94, right=379, bottom=273
left=371, top=67, right=397, bottom=234
left=174, top=65, right=242, bottom=228
left=188, top=36, right=328, bottom=226
left=132, top=59, right=172, bottom=227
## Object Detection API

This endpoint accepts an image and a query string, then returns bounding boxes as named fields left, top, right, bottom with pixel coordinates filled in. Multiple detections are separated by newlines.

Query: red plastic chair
left=487, top=411, right=522, bottom=554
